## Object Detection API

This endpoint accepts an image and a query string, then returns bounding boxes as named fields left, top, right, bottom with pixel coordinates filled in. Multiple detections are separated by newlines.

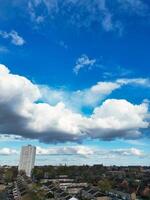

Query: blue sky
left=0, top=0, right=150, bottom=166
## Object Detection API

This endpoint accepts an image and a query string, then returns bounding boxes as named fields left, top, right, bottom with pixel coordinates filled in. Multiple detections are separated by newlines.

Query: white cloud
left=0, top=30, right=25, bottom=46
left=36, top=146, right=144, bottom=158
left=0, top=64, right=149, bottom=143
left=27, top=0, right=147, bottom=34
left=40, top=77, right=150, bottom=111
left=118, top=0, right=148, bottom=15
left=111, top=147, right=144, bottom=157
left=102, top=12, right=113, bottom=32
left=1, top=0, right=147, bottom=35
left=40, top=81, right=120, bottom=110
left=59, top=40, right=68, bottom=49
left=28, top=0, right=58, bottom=24
left=28, top=0, right=123, bottom=33
left=0, top=134, right=24, bottom=142
left=73, top=54, right=96, bottom=75
left=85, top=99, right=149, bottom=140
left=117, top=78, right=150, bottom=87
left=0, top=46, right=9, bottom=53
left=0, top=145, right=144, bottom=159
left=28, top=1, right=45, bottom=24
left=36, top=146, right=94, bottom=157
left=126, top=140, right=146, bottom=146
left=0, top=148, right=18, bottom=155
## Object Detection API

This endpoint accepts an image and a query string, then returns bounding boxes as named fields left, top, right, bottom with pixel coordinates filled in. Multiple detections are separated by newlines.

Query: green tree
left=4, top=169, right=13, bottom=183
left=98, top=179, right=112, bottom=192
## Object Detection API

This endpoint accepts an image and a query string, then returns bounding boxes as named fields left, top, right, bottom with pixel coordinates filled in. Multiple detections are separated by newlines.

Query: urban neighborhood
left=0, top=145, right=150, bottom=200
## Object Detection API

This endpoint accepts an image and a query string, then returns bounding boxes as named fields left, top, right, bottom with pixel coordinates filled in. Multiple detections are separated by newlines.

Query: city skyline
left=0, top=0, right=150, bottom=166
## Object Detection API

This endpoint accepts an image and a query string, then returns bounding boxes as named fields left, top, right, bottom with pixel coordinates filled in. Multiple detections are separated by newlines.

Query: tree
left=4, top=169, right=13, bottom=183
left=120, top=180, right=129, bottom=191
left=98, top=179, right=112, bottom=192
left=142, top=187, right=150, bottom=199
left=32, top=168, right=44, bottom=180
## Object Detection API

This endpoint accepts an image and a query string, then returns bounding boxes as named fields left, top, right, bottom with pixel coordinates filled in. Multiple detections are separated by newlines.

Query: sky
left=0, top=0, right=150, bottom=166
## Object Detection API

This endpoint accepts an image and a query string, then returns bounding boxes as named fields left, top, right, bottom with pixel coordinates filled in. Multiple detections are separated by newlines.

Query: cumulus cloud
left=0, top=64, right=149, bottom=143
left=73, top=54, right=96, bottom=75
left=0, top=64, right=84, bottom=142
left=85, top=99, right=149, bottom=140
left=40, top=77, right=150, bottom=111
left=111, top=147, right=144, bottom=157
left=0, top=145, right=144, bottom=159
left=0, top=134, right=24, bottom=142
left=0, top=30, right=25, bottom=46
left=36, top=146, right=144, bottom=158
left=40, top=81, right=120, bottom=110
left=36, top=146, right=94, bottom=157
left=117, top=78, right=150, bottom=87
left=126, top=140, right=146, bottom=146
left=0, top=148, right=18, bottom=155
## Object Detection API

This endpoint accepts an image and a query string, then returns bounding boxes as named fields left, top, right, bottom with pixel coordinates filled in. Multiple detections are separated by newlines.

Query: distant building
left=18, top=145, right=36, bottom=177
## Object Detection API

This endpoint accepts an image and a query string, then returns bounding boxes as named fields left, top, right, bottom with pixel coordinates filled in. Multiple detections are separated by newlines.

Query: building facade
left=18, top=145, right=36, bottom=177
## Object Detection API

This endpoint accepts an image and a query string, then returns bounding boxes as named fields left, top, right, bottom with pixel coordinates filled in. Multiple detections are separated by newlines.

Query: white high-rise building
left=18, top=145, right=36, bottom=177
